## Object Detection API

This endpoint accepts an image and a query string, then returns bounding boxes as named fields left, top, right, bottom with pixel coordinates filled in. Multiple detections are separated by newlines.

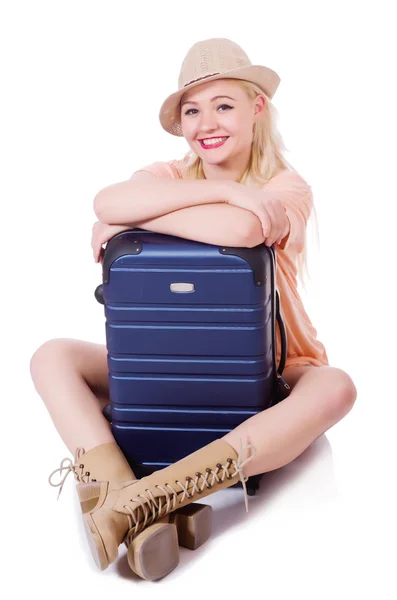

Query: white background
left=2, top=1, right=396, bottom=598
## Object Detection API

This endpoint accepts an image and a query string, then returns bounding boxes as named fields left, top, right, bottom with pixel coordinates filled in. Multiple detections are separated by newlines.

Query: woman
left=30, top=38, right=357, bottom=582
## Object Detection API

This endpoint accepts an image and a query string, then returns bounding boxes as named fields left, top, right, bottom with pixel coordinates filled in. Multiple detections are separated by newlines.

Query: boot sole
left=127, top=522, right=179, bottom=581
left=127, top=503, right=213, bottom=580
left=83, top=512, right=110, bottom=570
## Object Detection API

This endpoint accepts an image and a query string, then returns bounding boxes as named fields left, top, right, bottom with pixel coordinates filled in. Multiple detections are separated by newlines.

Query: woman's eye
left=184, top=104, right=233, bottom=116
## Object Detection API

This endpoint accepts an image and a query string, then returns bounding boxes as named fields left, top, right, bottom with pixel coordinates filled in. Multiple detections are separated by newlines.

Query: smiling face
left=180, top=78, right=266, bottom=180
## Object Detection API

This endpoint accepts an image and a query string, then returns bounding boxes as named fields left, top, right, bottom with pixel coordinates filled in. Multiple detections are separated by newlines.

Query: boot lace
left=123, top=437, right=256, bottom=544
left=48, top=447, right=96, bottom=500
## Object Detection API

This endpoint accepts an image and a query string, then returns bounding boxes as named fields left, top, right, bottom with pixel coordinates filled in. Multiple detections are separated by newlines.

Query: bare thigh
left=71, top=339, right=109, bottom=399
left=38, top=338, right=110, bottom=406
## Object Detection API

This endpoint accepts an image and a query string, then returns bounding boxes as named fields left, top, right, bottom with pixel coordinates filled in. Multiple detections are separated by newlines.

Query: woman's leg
left=30, top=337, right=213, bottom=579
left=29, top=338, right=115, bottom=454
left=222, top=365, right=357, bottom=478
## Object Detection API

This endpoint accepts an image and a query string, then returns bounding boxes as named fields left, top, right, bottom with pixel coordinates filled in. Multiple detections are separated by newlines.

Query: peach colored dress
left=133, top=159, right=329, bottom=370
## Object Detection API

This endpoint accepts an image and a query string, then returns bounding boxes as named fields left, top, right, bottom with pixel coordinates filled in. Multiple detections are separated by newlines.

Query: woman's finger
left=260, top=212, right=271, bottom=239
left=263, top=199, right=279, bottom=245
left=259, top=210, right=268, bottom=234
left=94, top=238, right=102, bottom=262
left=254, top=201, right=271, bottom=237
left=264, top=198, right=286, bottom=246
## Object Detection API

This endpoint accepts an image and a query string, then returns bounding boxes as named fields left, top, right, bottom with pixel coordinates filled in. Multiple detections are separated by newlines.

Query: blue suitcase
left=95, top=228, right=290, bottom=495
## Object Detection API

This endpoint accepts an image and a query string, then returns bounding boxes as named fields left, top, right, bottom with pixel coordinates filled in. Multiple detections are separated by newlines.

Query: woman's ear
left=253, top=94, right=266, bottom=121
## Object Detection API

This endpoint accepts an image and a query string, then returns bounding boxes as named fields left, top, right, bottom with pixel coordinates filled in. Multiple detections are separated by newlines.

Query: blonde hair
left=179, top=79, right=320, bottom=290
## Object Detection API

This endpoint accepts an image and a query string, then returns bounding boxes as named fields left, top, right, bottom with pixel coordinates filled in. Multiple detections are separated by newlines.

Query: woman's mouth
left=198, top=136, right=229, bottom=149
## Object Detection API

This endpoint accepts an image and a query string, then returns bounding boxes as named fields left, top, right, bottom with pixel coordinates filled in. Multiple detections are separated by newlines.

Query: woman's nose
left=199, top=111, right=218, bottom=131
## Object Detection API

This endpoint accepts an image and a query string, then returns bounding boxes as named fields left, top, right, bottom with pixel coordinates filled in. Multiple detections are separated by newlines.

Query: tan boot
left=63, top=437, right=255, bottom=575
left=48, top=442, right=212, bottom=580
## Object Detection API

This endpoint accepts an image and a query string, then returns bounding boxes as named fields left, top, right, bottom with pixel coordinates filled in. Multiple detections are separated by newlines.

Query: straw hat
left=159, top=38, right=281, bottom=137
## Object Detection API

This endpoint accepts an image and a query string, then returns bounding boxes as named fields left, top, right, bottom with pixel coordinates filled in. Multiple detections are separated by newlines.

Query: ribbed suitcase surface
left=96, top=229, right=286, bottom=478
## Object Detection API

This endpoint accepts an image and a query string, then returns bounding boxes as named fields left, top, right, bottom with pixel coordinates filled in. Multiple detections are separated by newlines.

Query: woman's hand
left=225, top=182, right=289, bottom=246
left=91, top=221, right=134, bottom=263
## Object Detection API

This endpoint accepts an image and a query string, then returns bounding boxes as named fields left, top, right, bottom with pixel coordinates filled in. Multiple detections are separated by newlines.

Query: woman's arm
left=132, top=203, right=259, bottom=247
left=94, top=171, right=234, bottom=225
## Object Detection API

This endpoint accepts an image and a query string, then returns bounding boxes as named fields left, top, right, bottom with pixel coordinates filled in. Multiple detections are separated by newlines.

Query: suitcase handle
left=269, top=246, right=291, bottom=403
left=276, top=288, right=287, bottom=374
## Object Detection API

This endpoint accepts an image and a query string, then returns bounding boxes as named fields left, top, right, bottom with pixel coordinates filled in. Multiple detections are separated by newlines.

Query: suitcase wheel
left=246, top=475, right=261, bottom=496
left=102, top=403, right=112, bottom=423
left=95, top=284, right=104, bottom=305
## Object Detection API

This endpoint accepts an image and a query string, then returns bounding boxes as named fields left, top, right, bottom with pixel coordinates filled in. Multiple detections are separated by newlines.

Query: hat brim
left=159, top=64, right=281, bottom=137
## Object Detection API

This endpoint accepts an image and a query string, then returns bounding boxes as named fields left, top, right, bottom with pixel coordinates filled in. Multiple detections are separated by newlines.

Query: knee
left=29, top=338, right=72, bottom=381
left=325, top=368, right=357, bottom=421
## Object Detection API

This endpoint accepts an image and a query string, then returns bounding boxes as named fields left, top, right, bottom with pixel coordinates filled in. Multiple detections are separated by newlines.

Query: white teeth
left=201, top=137, right=228, bottom=146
